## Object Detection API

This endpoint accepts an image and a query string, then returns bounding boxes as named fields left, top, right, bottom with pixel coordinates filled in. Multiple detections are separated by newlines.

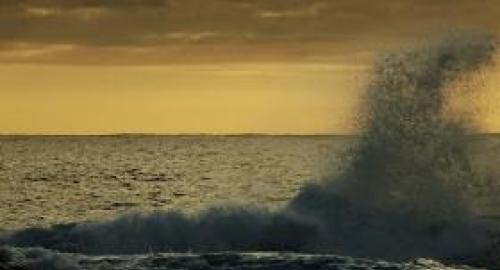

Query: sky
left=0, top=0, right=499, bottom=134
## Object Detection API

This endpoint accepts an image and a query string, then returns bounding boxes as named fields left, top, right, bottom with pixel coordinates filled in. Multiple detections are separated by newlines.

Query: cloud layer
left=0, top=0, right=499, bottom=64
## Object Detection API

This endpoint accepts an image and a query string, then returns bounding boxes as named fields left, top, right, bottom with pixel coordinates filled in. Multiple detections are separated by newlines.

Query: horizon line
left=0, top=132, right=353, bottom=137
left=0, top=132, right=498, bottom=137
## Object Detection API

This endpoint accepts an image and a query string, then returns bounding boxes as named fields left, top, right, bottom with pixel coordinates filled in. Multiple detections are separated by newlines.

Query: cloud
left=23, top=7, right=108, bottom=21
left=258, top=3, right=327, bottom=19
left=0, top=0, right=167, bottom=8
left=0, top=0, right=498, bottom=64
left=0, top=43, right=75, bottom=59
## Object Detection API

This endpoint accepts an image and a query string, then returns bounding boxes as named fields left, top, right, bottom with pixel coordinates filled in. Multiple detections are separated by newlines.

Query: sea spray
left=290, top=31, right=497, bottom=259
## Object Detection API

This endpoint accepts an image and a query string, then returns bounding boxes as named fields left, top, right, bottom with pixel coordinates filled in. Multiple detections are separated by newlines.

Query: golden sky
left=0, top=0, right=499, bottom=134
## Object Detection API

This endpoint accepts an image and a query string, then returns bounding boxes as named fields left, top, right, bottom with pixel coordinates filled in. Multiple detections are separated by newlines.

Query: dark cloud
left=0, top=0, right=498, bottom=64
